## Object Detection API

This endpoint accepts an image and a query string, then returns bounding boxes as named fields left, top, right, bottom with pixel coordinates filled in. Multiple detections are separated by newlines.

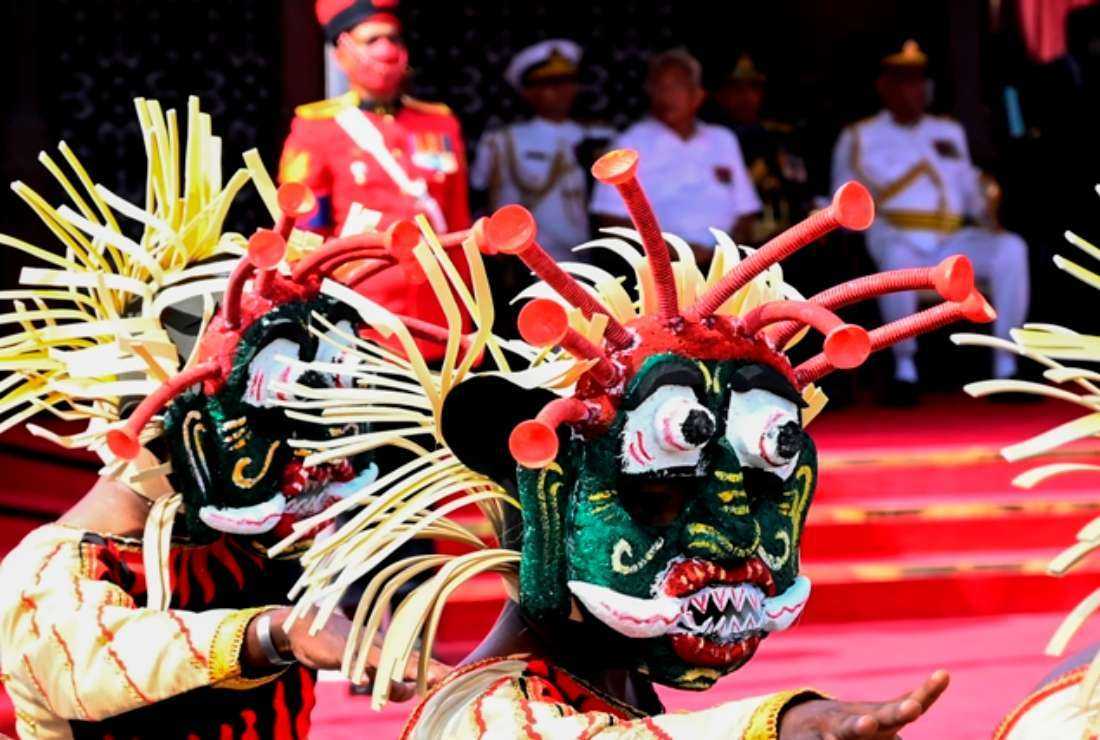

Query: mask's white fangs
left=567, top=575, right=812, bottom=641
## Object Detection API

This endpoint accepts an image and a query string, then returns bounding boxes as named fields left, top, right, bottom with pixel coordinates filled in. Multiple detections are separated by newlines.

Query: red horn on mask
left=509, top=397, right=593, bottom=469
left=686, top=181, right=874, bottom=321
left=106, top=361, right=224, bottom=460
left=517, top=299, right=619, bottom=387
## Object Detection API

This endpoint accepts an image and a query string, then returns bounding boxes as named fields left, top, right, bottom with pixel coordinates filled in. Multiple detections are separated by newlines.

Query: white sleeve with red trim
left=404, top=658, right=820, bottom=740
left=0, top=525, right=278, bottom=737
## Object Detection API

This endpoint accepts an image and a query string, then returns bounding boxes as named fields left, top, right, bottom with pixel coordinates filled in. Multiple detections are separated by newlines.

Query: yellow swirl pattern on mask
left=231, top=441, right=281, bottom=489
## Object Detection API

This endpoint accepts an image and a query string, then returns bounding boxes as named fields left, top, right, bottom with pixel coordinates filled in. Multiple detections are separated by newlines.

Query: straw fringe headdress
left=955, top=208, right=1100, bottom=712
left=0, top=96, right=314, bottom=606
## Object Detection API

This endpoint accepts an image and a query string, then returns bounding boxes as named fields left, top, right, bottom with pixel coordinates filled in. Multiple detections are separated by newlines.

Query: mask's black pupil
left=683, top=409, right=715, bottom=445
left=776, top=421, right=804, bottom=458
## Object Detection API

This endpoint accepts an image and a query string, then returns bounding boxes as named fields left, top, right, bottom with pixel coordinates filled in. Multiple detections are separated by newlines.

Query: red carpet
left=0, top=395, right=1097, bottom=737
left=310, top=610, right=1100, bottom=739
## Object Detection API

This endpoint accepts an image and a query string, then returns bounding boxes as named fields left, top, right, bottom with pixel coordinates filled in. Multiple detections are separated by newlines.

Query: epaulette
left=401, top=95, right=453, bottom=116
left=762, top=119, right=795, bottom=135
left=852, top=114, right=877, bottom=129
left=294, top=91, right=358, bottom=120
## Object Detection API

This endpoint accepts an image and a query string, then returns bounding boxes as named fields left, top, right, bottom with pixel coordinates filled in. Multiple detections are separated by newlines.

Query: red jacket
left=279, top=92, right=473, bottom=361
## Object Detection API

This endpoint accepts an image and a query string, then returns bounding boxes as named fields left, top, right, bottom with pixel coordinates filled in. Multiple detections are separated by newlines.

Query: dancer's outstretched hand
left=351, top=636, right=451, bottom=702
left=778, top=670, right=949, bottom=739
left=245, top=607, right=451, bottom=702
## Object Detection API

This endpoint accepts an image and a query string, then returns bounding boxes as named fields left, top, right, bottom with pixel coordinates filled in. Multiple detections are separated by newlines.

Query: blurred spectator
left=1023, top=5, right=1100, bottom=254
left=278, top=0, right=469, bottom=237
left=833, top=40, right=1030, bottom=405
left=278, top=0, right=472, bottom=368
left=471, top=39, right=614, bottom=261
left=712, top=54, right=812, bottom=244
left=591, top=48, right=761, bottom=264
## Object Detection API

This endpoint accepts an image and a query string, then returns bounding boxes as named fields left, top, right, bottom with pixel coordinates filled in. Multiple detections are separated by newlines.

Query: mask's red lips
left=670, top=632, right=762, bottom=667
left=273, top=458, right=358, bottom=539
left=661, top=557, right=776, bottom=598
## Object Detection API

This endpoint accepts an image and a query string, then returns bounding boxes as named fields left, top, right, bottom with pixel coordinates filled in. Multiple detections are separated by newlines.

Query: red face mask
left=337, top=32, right=408, bottom=97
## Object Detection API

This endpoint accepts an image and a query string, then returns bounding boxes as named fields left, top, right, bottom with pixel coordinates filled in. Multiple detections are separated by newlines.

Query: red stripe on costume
left=272, top=679, right=293, bottom=740
left=106, top=644, right=153, bottom=705
left=22, top=654, right=56, bottom=714
left=96, top=602, right=115, bottom=642
left=518, top=692, right=539, bottom=737
left=20, top=593, right=39, bottom=638
left=173, top=547, right=192, bottom=607
left=50, top=625, right=90, bottom=718
left=168, top=610, right=208, bottom=666
left=400, top=657, right=522, bottom=740
left=192, top=548, right=216, bottom=604
left=296, top=666, right=315, bottom=739
left=34, top=543, right=63, bottom=585
left=643, top=717, right=674, bottom=739
left=213, top=538, right=247, bottom=590
left=474, top=677, right=513, bottom=733
left=993, top=665, right=1087, bottom=739
left=71, top=574, right=84, bottom=608
left=241, top=708, right=260, bottom=740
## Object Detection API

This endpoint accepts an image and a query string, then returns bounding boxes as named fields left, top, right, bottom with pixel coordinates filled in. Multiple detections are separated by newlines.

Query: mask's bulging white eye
left=621, top=385, right=710, bottom=474
left=725, top=389, right=804, bottom=478
left=315, top=320, right=357, bottom=388
left=653, top=395, right=715, bottom=453
left=244, top=338, right=303, bottom=407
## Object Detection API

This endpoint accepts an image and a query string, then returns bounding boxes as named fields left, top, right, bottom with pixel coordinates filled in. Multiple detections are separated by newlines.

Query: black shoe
left=349, top=682, right=372, bottom=696
left=881, top=379, right=920, bottom=407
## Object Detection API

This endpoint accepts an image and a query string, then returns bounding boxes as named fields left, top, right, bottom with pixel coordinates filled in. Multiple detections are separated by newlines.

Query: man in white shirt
left=590, top=48, right=761, bottom=264
left=471, top=39, right=614, bottom=261
left=832, top=40, right=1030, bottom=403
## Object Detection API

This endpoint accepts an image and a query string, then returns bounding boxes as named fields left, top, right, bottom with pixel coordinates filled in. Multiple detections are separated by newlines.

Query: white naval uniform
left=472, top=117, right=612, bottom=261
left=832, top=110, right=1029, bottom=379
left=590, top=117, right=762, bottom=249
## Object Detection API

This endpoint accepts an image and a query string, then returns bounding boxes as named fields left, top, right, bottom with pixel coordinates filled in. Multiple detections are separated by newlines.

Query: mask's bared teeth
left=714, top=588, right=730, bottom=610
left=692, top=592, right=708, bottom=611
left=733, top=587, right=746, bottom=611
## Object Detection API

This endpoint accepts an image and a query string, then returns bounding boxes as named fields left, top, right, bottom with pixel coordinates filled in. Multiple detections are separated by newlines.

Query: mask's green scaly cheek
left=754, top=442, right=817, bottom=593
left=517, top=457, right=573, bottom=619
left=564, top=430, right=673, bottom=598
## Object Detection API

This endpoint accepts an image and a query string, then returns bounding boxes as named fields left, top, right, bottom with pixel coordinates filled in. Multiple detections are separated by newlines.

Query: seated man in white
left=832, top=40, right=1030, bottom=404
left=472, top=39, right=615, bottom=262
left=591, top=48, right=761, bottom=265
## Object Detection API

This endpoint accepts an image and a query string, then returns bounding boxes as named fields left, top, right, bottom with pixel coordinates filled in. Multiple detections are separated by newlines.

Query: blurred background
left=3, top=0, right=1099, bottom=391
left=4, top=2, right=1100, bottom=737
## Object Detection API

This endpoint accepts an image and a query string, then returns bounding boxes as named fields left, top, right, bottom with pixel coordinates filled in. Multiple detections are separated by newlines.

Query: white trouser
left=865, top=225, right=1030, bottom=379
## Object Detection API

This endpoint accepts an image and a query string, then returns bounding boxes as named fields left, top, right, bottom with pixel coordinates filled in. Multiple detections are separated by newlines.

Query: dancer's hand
left=245, top=607, right=450, bottom=701
left=348, top=636, right=451, bottom=702
left=778, top=670, right=949, bottom=739
left=243, top=606, right=350, bottom=671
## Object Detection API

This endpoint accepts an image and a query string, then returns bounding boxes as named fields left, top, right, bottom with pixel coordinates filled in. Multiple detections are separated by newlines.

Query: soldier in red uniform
left=279, top=0, right=473, bottom=362
left=280, top=0, right=470, bottom=237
